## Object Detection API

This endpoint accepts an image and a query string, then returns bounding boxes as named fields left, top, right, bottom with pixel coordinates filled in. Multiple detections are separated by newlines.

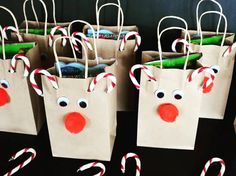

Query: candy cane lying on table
left=200, top=158, right=226, bottom=176
left=119, top=31, right=141, bottom=52
left=88, top=72, right=117, bottom=93
left=121, top=153, right=141, bottom=176
left=171, top=38, right=193, bottom=53
left=30, top=68, right=58, bottom=97
left=223, top=42, right=236, bottom=57
left=2, top=26, right=23, bottom=42
left=10, top=54, right=31, bottom=77
left=77, top=162, right=106, bottom=176
left=129, top=64, right=156, bottom=90
left=72, top=32, right=93, bottom=51
left=3, top=148, right=36, bottom=176
left=49, top=26, right=68, bottom=47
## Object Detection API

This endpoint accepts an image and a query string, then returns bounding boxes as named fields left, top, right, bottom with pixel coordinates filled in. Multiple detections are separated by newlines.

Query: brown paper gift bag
left=82, top=3, right=139, bottom=111
left=181, top=11, right=235, bottom=120
left=30, top=36, right=117, bottom=161
left=0, top=25, right=45, bottom=135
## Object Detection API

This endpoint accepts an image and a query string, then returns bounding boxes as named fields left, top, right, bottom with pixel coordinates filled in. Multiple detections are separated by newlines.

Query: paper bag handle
left=23, top=0, right=48, bottom=36
left=200, top=158, right=225, bottom=176
left=196, top=0, right=223, bottom=35
left=0, top=26, right=6, bottom=60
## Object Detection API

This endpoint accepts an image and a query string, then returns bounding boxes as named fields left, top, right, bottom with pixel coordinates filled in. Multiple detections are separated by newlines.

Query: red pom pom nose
left=64, top=112, right=86, bottom=134
left=0, top=88, right=10, bottom=107
left=158, top=103, right=179, bottom=123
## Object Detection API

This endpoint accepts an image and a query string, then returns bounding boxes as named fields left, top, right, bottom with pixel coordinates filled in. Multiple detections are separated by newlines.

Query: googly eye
left=77, top=98, right=88, bottom=109
left=211, top=65, right=220, bottom=74
left=57, top=97, right=69, bottom=107
left=0, top=80, right=10, bottom=89
left=173, top=90, right=184, bottom=100
left=154, top=89, right=165, bottom=99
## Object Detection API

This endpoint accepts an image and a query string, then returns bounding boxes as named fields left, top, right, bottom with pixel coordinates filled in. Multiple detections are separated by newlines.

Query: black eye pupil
left=59, top=101, right=67, bottom=107
left=1, top=83, right=8, bottom=89
left=157, top=92, right=164, bottom=98
left=174, top=94, right=182, bottom=100
left=79, top=101, right=87, bottom=108
left=213, top=68, right=218, bottom=74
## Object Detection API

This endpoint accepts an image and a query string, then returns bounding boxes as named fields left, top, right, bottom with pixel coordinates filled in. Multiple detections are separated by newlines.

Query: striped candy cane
left=223, top=42, right=236, bottom=57
left=4, top=148, right=36, bottom=176
left=72, top=32, right=93, bottom=51
left=121, top=153, right=141, bottom=176
left=30, top=68, right=58, bottom=97
left=129, top=64, right=156, bottom=90
left=49, top=26, right=68, bottom=47
left=77, top=162, right=106, bottom=176
left=2, top=26, right=23, bottom=42
left=10, top=54, right=31, bottom=77
left=200, top=158, right=226, bottom=176
left=120, top=31, right=141, bottom=52
left=171, top=38, right=193, bottom=52
left=88, top=72, right=116, bottom=93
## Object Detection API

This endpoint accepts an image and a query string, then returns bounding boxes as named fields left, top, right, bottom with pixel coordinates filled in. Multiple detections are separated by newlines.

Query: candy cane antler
left=121, top=153, right=141, bottom=176
left=3, top=26, right=23, bottom=42
left=77, top=162, right=106, bottom=176
left=10, top=54, right=31, bottom=77
left=171, top=38, right=193, bottom=52
left=30, top=68, right=58, bottom=97
left=129, top=64, right=156, bottom=90
left=223, top=42, right=236, bottom=57
left=3, top=148, right=36, bottom=176
left=72, top=32, right=93, bottom=51
left=49, top=26, right=68, bottom=47
left=88, top=72, right=117, bottom=93
left=200, top=158, right=226, bottom=176
left=120, top=31, right=141, bottom=52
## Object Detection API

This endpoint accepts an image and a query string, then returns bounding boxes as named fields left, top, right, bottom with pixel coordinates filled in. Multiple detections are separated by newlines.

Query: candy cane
left=2, top=26, right=23, bottom=42
left=171, top=38, right=193, bottom=52
left=129, top=64, right=156, bottom=90
left=30, top=68, right=58, bottom=97
left=223, top=42, right=236, bottom=57
left=72, top=32, right=93, bottom=51
left=10, top=54, right=31, bottom=77
left=121, top=153, right=141, bottom=176
left=77, top=162, right=106, bottom=176
left=3, top=148, right=36, bottom=176
left=120, top=31, right=141, bottom=52
left=49, top=26, right=68, bottom=47
left=88, top=72, right=116, bottom=93
left=200, top=158, right=226, bottom=176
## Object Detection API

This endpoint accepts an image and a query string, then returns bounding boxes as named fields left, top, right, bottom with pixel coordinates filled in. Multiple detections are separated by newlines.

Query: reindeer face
left=0, top=79, right=10, bottom=106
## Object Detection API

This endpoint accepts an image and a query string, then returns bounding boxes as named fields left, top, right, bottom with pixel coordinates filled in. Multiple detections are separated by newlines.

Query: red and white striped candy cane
left=88, top=72, right=116, bottom=93
left=223, top=42, right=236, bottom=57
left=200, top=158, right=226, bottom=176
left=129, top=64, right=156, bottom=90
left=4, top=148, right=36, bottom=176
left=72, top=32, right=93, bottom=51
left=49, top=26, right=68, bottom=47
left=171, top=38, right=193, bottom=53
left=120, top=31, right=141, bottom=52
left=2, top=26, right=23, bottom=42
left=77, top=162, right=106, bottom=176
left=10, top=54, right=31, bottom=77
left=121, top=153, right=141, bottom=176
left=30, top=68, right=58, bottom=97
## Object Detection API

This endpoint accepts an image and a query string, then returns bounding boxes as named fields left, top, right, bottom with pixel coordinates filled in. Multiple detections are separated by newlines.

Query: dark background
left=0, top=0, right=235, bottom=175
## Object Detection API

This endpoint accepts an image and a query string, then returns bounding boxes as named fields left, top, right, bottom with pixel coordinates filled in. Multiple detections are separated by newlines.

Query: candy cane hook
left=3, top=26, right=23, bottom=42
left=120, top=31, right=141, bottom=52
left=171, top=38, right=193, bottom=53
left=88, top=72, right=116, bottom=93
left=3, top=148, right=36, bottom=176
left=77, top=162, right=106, bottom=176
left=121, top=153, right=141, bottom=176
left=72, top=32, right=93, bottom=51
left=49, top=26, right=68, bottom=47
left=200, top=158, right=226, bottom=176
left=30, top=68, right=58, bottom=97
left=129, top=64, right=156, bottom=90
left=10, top=54, right=31, bottom=77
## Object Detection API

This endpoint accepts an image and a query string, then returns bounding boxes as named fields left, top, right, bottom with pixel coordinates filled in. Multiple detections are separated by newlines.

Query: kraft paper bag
left=82, top=3, right=139, bottom=111
left=30, top=36, right=117, bottom=161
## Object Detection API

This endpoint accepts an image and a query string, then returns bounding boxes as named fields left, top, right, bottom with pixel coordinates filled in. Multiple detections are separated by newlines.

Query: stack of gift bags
left=0, top=0, right=235, bottom=165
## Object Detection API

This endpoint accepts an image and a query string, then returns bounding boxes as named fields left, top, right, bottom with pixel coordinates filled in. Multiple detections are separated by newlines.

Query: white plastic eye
left=57, top=97, right=69, bottom=107
left=77, top=98, right=88, bottom=109
left=154, top=89, right=166, bottom=99
left=0, top=80, right=10, bottom=89
left=173, top=90, right=184, bottom=100
left=211, top=65, right=220, bottom=74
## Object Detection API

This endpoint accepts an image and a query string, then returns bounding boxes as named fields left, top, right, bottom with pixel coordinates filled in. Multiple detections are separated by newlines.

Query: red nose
left=0, top=88, right=10, bottom=106
left=157, top=103, right=179, bottom=123
left=64, top=112, right=86, bottom=134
